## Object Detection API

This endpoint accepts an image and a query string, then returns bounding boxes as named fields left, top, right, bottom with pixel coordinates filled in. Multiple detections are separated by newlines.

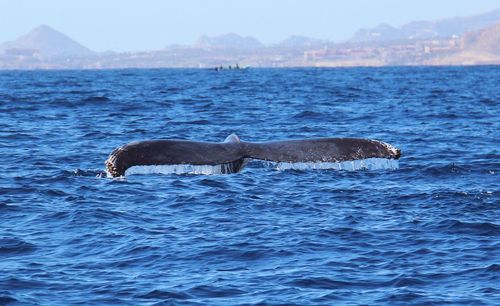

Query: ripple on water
left=0, top=237, right=36, bottom=256
left=0, top=67, right=498, bottom=305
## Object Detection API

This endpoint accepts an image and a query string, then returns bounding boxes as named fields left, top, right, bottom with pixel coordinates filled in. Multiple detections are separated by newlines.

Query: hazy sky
left=0, top=0, right=498, bottom=52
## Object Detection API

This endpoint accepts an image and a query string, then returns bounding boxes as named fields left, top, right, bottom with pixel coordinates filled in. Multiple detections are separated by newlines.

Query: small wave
left=159, top=87, right=181, bottom=93
left=376, top=291, right=425, bottom=304
left=387, top=275, right=427, bottom=287
left=0, top=237, right=36, bottom=255
left=0, top=203, right=20, bottom=211
left=137, top=289, right=191, bottom=300
left=187, top=285, right=246, bottom=298
left=82, top=96, right=111, bottom=102
left=292, top=110, right=325, bottom=119
left=0, top=295, right=18, bottom=304
left=434, top=219, right=500, bottom=236
left=288, top=277, right=361, bottom=289
left=480, top=98, right=496, bottom=105
left=173, top=119, right=212, bottom=125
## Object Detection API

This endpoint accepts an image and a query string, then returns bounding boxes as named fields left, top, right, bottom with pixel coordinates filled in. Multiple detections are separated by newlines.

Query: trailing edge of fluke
left=105, top=134, right=401, bottom=177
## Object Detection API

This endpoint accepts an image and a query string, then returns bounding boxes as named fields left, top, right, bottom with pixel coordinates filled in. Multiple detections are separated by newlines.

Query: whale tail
left=244, top=138, right=401, bottom=163
left=105, top=134, right=401, bottom=177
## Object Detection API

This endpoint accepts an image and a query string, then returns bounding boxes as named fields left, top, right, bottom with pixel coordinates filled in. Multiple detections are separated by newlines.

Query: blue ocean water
left=0, top=67, right=498, bottom=305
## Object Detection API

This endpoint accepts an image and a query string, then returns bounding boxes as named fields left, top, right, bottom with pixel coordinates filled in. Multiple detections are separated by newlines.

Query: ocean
left=0, top=67, right=498, bottom=305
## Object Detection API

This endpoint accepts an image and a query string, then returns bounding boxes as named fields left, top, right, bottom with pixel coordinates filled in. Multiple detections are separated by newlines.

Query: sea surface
left=0, top=67, right=498, bottom=305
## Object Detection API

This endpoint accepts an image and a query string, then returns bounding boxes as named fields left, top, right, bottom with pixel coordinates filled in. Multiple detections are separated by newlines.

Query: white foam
left=121, top=158, right=398, bottom=176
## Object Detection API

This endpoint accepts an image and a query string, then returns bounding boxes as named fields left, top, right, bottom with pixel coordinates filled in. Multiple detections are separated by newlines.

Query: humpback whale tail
left=105, top=134, right=401, bottom=177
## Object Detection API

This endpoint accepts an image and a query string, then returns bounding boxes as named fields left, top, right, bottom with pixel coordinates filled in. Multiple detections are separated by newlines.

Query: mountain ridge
left=0, top=25, right=92, bottom=57
left=351, top=8, right=500, bottom=42
left=0, top=8, right=498, bottom=68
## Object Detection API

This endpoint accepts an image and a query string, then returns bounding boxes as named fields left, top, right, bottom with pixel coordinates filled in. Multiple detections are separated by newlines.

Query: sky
left=0, top=0, right=499, bottom=52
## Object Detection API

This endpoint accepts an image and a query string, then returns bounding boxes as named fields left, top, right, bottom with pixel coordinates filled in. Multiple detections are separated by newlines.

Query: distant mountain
left=193, top=33, right=264, bottom=50
left=351, top=8, right=500, bottom=42
left=420, top=22, right=500, bottom=66
left=0, top=25, right=92, bottom=57
left=273, top=35, right=326, bottom=49
left=463, top=22, right=500, bottom=53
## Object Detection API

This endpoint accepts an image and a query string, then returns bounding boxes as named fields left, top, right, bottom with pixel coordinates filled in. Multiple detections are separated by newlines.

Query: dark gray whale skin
left=105, top=134, right=401, bottom=177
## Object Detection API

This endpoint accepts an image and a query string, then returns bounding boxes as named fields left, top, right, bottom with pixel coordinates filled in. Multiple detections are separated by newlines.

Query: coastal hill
left=272, top=35, right=326, bottom=49
left=423, top=22, right=500, bottom=65
left=0, top=25, right=93, bottom=57
left=351, top=8, right=500, bottom=42
left=464, top=22, right=500, bottom=53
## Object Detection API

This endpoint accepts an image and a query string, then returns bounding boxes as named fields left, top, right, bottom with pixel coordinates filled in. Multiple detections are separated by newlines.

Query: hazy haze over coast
left=1, top=0, right=499, bottom=52
left=0, top=1, right=498, bottom=68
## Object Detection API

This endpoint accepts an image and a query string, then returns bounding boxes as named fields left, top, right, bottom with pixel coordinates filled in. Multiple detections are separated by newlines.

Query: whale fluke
left=105, top=134, right=401, bottom=177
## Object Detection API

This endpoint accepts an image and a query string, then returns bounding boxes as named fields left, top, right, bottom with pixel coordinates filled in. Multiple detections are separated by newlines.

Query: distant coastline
left=1, top=9, right=498, bottom=70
